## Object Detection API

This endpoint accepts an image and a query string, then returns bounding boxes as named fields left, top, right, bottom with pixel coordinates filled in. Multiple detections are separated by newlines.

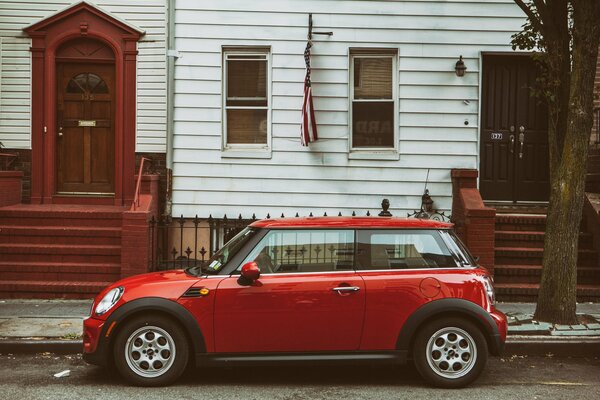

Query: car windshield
left=186, top=227, right=258, bottom=276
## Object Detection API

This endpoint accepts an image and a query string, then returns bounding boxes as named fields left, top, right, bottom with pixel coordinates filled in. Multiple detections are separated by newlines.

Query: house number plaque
left=490, top=132, right=503, bottom=140
left=78, top=120, right=96, bottom=127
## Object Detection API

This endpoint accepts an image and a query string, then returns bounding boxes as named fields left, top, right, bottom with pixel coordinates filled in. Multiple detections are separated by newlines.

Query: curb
left=1, top=336, right=599, bottom=357
left=505, top=336, right=600, bottom=357
left=0, top=339, right=82, bottom=355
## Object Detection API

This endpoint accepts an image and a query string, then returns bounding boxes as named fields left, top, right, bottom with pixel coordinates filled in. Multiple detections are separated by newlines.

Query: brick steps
left=495, top=215, right=546, bottom=231
left=495, top=246, right=597, bottom=266
left=494, top=264, right=600, bottom=285
left=0, top=243, right=120, bottom=263
left=495, top=283, right=600, bottom=302
left=0, top=204, right=125, bottom=298
left=0, top=261, right=121, bottom=282
left=0, top=280, right=111, bottom=299
left=0, top=226, right=121, bottom=246
left=495, top=230, right=593, bottom=249
left=493, top=210, right=600, bottom=302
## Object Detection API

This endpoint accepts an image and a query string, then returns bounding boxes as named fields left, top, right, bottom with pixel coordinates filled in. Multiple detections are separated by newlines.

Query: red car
left=83, top=217, right=506, bottom=388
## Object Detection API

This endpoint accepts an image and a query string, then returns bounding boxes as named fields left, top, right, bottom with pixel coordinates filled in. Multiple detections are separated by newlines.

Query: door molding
left=24, top=2, right=143, bottom=205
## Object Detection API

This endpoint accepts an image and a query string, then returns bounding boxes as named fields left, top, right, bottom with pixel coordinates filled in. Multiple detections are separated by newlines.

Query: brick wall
left=1, top=149, right=31, bottom=203
left=451, top=169, right=497, bottom=275
left=0, top=171, right=23, bottom=206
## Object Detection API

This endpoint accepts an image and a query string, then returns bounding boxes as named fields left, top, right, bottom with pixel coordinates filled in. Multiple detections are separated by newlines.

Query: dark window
left=240, top=230, right=355, bottom=273
left=356, top=230, right=457, bottom=270
left=351, top=55, right=395, bottom=148
left=224, top=51, right=269, bottom=145
left=66, top=73, right=108, bottom=94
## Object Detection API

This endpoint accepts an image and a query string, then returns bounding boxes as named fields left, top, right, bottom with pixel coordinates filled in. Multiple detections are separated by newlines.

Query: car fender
left=396, top=298, right=503, bottom=356
left=93, top=297, right=206, bottom=365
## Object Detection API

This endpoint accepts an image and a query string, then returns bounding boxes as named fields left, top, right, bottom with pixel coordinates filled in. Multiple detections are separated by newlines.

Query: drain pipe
left=165, top=0, right=178, bottom=216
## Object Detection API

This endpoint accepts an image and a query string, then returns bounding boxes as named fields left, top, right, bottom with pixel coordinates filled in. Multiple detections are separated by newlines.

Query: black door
left=480, top=54, right=549, bottom=202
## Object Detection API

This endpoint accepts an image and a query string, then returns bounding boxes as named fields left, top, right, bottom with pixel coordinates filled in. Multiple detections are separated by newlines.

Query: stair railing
left=132, top=157, right=151, bottom=210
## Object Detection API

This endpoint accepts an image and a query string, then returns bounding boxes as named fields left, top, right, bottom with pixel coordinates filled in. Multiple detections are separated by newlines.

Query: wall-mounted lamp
left=455, top=55, right=467, bottom=77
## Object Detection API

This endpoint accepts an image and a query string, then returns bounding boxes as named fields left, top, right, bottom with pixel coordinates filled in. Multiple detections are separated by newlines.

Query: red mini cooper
left=83, top=217, right=506, bottom=388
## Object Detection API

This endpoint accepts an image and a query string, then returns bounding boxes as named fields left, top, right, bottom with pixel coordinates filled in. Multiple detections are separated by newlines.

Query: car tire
left=113, top=315, right=189, bottom=386
left=413, top=317, right=488, bottom=388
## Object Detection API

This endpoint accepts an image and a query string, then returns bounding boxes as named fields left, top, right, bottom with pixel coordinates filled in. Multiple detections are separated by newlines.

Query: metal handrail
left=132, top=157, right=151, bottom=210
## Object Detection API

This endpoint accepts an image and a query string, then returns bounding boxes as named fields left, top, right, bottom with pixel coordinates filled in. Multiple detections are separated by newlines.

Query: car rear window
left=356, top=229, right=458, bottom=270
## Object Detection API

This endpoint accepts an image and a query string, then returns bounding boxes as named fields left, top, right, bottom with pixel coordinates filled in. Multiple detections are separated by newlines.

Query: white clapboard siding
left=170, top=0, right=526, bottom=218
left=0, top=0, right=167, bottom=152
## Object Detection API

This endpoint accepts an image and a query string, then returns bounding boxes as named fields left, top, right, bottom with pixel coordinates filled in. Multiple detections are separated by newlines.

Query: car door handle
left=332, top=286, right=360, bottom=293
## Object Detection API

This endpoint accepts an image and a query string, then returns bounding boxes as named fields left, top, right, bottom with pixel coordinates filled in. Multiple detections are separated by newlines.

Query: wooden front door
left=480, top=55, right=549, bottom=202
left=56, top=64, right=115, bottom=194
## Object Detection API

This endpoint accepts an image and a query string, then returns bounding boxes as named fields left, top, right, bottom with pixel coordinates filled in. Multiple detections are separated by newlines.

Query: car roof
left=250, top=216, right=452, bottom=229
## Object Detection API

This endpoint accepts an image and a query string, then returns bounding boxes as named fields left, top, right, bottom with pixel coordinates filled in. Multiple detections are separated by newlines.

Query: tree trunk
left=534, top=0, right=600, bottom=324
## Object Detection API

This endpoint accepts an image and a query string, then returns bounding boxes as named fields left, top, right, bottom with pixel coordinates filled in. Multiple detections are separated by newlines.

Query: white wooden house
left=168, top=0, right=544, bottom=219
left=0, top=0, right=549, bottom=217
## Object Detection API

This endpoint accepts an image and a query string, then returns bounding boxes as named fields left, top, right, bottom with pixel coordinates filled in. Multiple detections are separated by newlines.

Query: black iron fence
left=148, top=195, right=449, bottom=272
left=148, top=211, right=379, bottom=272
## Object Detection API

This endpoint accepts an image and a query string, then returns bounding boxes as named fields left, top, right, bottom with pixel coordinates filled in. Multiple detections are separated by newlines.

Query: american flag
left=301, top=39, right=318, bottom=146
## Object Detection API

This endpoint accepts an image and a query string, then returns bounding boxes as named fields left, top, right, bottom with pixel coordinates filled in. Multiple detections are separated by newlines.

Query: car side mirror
left=238, top=261, right=260, bottom=286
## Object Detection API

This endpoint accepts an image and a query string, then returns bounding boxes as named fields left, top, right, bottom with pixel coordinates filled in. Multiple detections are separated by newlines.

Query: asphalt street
left=0, top=354, right=598, bottom=399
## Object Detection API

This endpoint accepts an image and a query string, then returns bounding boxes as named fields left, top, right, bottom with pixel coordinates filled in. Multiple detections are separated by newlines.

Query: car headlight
left=482, top=277, right=495, bottom=306
left=95, top=287, right=124, bottom=316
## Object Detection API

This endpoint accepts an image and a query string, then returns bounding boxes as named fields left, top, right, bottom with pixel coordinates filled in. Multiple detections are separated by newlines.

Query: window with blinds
left=223, top=50, right=270, bottom=147
left=350, top=52, right=397, bottom=150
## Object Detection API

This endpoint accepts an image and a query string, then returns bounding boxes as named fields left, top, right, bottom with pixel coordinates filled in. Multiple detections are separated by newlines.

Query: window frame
left=222, top=47, right=272, bottom=155
left=348, top=50, right=399, bottom=157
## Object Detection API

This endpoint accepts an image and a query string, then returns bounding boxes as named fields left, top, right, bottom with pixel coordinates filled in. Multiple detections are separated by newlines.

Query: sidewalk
left=0, top=299, right=599, bottom=356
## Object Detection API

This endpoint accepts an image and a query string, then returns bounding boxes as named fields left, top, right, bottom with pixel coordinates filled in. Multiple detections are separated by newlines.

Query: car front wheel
left=413, top=317, right=488, bottom=388
left=113, top=315, right=189, bottom=386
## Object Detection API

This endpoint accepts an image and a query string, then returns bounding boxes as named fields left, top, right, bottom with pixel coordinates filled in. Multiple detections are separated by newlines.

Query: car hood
left=93, top=270, right=202, bottom=318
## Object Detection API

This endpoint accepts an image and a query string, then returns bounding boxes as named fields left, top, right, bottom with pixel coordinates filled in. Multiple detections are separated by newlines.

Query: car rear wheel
left=413, top=317, right=488, bottom=388
left=113, top=315, right=189, bottom=386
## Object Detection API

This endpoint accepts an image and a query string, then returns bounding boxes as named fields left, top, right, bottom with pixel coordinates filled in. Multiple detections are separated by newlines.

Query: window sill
left=221, top=149, right=272, bottom=159
left=348, top=150, right=399, bottom=161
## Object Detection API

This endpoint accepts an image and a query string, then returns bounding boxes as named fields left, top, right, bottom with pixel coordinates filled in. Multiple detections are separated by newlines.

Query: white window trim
left=221, top=48, right=272, bottom=157
left=348, top=51, right=399, bottom=159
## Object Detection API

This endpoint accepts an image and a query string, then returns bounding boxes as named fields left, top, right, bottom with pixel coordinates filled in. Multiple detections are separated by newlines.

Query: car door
left=355, top=229, right=460, bottom=350
left=213, top=229, right=365, bottom=353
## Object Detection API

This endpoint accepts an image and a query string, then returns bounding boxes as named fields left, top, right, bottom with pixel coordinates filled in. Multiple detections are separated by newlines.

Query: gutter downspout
left=165, top=0, right=177, bottom=217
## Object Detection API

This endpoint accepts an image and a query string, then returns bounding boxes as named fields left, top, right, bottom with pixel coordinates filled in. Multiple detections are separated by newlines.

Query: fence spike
left=281, top=213, right=285, bottom=218
left=338, top=212, right=342, bottom=216
left=352, top=211, right=356, bottom=216
left=366, top=211, right=371, bottom=216
left=295, top=212, right=299, bottom=217
left=323, top=212, right=327, bottom=216
left=309, top=212, right=313, bottom=217
left=266, top=213, right=271, bottom=219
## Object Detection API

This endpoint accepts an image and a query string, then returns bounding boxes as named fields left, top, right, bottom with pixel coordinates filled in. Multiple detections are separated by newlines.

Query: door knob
left=509, top=135, right=515, bottom=154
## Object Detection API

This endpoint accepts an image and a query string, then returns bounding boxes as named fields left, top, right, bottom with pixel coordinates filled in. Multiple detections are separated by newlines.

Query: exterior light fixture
left=455, top=55, right=467, bottom=77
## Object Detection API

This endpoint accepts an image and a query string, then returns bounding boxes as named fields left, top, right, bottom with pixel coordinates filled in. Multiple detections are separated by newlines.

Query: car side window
left=356, top=229, right=458, bottom=270
left=239, top=229, right=355, bottom=273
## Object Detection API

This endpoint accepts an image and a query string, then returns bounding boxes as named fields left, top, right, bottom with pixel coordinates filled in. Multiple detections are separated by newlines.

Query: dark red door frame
left=24, top=3, right=142, bottom=205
